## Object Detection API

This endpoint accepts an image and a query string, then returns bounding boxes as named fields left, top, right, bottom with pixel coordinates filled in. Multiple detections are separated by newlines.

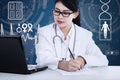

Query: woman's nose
left=58, top=13, right=63, bottom=18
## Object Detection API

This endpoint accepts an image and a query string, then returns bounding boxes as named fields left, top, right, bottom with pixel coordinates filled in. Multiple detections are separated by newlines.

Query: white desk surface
left=0, top=66, right=120, bottom=80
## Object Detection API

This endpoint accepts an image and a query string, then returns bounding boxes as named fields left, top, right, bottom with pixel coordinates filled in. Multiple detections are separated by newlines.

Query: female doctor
left=36, top=0, right=109, bottom=72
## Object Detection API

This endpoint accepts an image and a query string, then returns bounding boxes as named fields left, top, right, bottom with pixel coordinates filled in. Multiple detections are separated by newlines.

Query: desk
left=0, top=66, right=120, bottom=80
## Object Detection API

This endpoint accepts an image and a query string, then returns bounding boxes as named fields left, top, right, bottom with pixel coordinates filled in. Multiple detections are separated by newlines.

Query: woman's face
left=53, top=1, right=77, bottom=29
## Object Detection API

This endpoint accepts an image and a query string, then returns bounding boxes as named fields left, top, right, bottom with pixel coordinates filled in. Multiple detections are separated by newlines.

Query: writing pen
left=68, top=48, right=75, bottom=59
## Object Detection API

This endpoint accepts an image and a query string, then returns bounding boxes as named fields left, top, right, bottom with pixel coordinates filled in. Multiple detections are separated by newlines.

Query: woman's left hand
left=74, top=56, right=86, bottom=69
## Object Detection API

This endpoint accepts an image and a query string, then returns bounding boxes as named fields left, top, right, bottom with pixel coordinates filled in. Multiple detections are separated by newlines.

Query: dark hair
left=55, top=0, right=80, bottom=26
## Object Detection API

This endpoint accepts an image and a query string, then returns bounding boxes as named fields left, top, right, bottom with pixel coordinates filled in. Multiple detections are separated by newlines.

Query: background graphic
left=0, top=0, right=120, bottom=65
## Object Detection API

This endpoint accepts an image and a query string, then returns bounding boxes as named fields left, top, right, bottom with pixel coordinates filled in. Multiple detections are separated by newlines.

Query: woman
left=36, top=0, right=108, bottom=72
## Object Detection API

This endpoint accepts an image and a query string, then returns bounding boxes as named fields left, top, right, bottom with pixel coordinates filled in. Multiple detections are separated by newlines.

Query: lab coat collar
left=67, top=23, right=75, bottom=40
left=55, top=23, right=75, bottom=41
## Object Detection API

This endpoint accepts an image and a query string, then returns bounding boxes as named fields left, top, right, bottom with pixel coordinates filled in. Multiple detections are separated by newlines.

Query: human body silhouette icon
left=101, top=21, right=110, bottom=39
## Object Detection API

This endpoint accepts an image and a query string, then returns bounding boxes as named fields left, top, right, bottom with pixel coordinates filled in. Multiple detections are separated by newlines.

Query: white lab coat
left=36, top=23, right=108, bottom=70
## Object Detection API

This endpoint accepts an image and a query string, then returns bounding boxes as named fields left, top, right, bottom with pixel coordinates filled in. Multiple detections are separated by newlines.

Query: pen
left=68, top=48, right=75, bottom=59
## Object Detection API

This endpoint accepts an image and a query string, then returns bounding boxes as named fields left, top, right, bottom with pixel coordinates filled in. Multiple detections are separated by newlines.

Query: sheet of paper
left=56, top=67, right=108, bottom=75
left=55, top=67, right=98, bottom=75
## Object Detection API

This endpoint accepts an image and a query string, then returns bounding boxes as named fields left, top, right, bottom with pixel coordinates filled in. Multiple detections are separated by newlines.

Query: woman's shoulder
left=38, top=23, right=54, bottom=37
left=75, top=24, right=92, bottom=36
left=38, top=23, right=54, bottom=33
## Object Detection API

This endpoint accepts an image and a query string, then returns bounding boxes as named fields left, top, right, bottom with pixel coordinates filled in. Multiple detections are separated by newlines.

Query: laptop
left=0, top=36, right=48, bottom=74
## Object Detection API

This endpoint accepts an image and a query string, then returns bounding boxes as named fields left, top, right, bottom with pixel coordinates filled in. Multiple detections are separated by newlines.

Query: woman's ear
left=73, top=11, right=79, bottom=19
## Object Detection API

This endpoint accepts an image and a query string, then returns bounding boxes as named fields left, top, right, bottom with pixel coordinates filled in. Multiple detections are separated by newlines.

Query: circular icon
left=79, top=0, right=120, bottom=33
left=0, top=0, right=47, bottom=25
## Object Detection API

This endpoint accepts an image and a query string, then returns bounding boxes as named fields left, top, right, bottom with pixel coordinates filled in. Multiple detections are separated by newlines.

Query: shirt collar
left=55, top=23, right=75, bottom=41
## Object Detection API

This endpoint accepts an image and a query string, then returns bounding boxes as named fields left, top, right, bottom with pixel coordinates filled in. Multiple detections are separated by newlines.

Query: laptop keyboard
left=27, top=65, right=37, bottom=70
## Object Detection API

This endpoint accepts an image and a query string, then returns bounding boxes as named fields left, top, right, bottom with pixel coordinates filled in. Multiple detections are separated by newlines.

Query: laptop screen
left=0, top=36, right=28, bottom=73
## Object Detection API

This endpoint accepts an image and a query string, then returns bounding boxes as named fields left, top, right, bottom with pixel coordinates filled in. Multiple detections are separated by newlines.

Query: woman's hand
left=58, top=56, right=86, bottom=72
left=76, top=56, right=86, bottom=69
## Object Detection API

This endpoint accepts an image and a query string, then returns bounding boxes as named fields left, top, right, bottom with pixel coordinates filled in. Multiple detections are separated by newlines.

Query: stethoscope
left=53, top=23, right=76, bottom=60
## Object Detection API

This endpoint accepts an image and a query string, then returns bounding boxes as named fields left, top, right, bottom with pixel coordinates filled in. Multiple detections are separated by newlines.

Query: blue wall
left=0, top=0, right=120, bottom=65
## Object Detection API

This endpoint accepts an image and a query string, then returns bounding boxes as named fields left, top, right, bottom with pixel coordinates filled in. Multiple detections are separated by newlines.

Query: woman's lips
left=57, top=20, right=64, bottom=24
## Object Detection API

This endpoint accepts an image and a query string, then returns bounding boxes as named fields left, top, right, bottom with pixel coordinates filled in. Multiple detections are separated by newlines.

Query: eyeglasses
left=53, top=8, right=73, bottom=17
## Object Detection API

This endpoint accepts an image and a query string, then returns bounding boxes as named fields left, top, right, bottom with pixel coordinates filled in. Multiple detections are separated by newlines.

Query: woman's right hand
left=58, top=59, right=81, bottom=72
